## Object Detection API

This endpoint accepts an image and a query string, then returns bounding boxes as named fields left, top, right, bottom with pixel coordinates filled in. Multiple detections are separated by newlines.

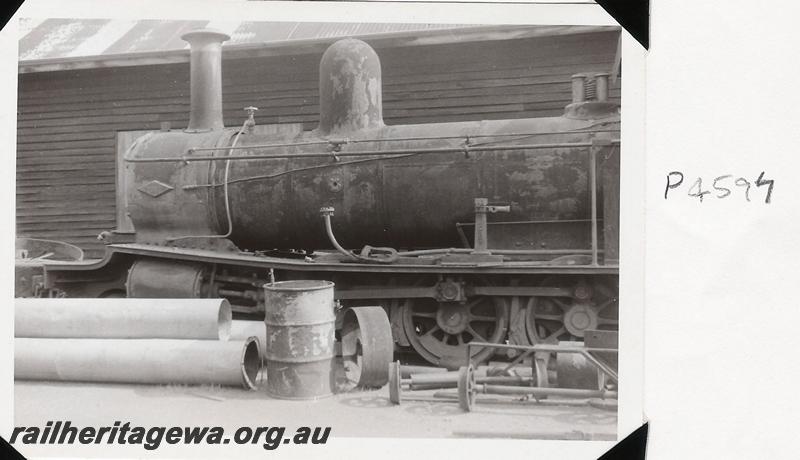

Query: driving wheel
left=402, top=296, right=508, bottom=370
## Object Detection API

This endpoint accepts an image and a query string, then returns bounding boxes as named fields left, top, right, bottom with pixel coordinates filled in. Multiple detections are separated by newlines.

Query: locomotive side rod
left=124, top=141, right=606, bottom=163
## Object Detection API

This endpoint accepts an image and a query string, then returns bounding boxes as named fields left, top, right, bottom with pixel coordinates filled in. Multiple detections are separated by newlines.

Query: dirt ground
left=14, top=373, right=616, bottom=447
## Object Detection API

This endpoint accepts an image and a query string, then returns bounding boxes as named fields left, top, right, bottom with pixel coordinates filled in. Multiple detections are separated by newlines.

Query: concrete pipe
left=230, top=320, right=267, bottom=360
left=15, top=337, right=260, bottom=389
left=15, top=298, right=232, bottom=340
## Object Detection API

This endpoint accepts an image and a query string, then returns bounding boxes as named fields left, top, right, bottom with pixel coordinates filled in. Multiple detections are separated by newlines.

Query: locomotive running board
left=89, top=243, right=619, bottom=275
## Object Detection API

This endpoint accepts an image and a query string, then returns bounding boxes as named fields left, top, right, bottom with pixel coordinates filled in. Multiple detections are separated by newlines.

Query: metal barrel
left=264, top=280, right=336, bottom=400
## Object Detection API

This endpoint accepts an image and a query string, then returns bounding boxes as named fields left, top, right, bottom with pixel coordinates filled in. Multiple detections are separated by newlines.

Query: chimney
left=181, top=29, right=230, bottom=132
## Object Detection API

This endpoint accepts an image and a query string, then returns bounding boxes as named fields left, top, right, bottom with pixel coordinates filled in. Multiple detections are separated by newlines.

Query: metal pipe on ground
left=15, top=298, right=232, bottom=340
left=15, top=337, right=260, bottom=390
left=389, top=360, right=534, bottom=404
left=406, top=374, right=532, bottom=389
left=230, top=320, right=267, bottom=360
left=432, top=391, right=594, bottom=407
left=400, top=365, right=448, bottom=379
left=477, top=384, right=617, bottom=399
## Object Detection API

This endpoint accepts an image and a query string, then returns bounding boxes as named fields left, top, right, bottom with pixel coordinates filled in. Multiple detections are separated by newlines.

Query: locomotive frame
left=16, top=27, right=621, bottom=371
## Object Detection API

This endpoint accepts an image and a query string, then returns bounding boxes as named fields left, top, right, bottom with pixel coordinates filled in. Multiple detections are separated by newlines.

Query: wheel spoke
left=534, top=314, right=563, bottom=322
left=464, top=297, right=484, bottom=311
left=595, top=299, right=615, bottom=312
left=544, top=326, right=566, bottom=343
left=551, top=298, right=571, bottom=311
left=466, top=326, right=487, bottom=343
left=412, top=311, right=437, bottom=318
left=598, top=317, right=618, bottom=326
left=470, top=314, right=497, bottom=322
left=402, top=288, right=510, bottom=369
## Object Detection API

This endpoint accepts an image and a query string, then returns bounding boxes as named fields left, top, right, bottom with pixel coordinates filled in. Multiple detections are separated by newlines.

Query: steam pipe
left=15, top=298, right=232, bottom=340
left=320, top=207, right=359, bottom=261
left=125, top=141, right=605, bottom=164
left=15, top=337, right=260, bottom=390
left=181, top=29, right=230, bottom=132
left=184, top=128, right=620, bottom=153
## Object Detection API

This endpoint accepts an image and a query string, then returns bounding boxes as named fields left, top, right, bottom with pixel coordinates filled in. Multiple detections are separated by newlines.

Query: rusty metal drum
left=264, top=280, right=336, bottom=400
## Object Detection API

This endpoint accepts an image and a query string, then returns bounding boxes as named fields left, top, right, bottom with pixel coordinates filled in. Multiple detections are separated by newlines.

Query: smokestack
left=181, top=29, right=230, bottom=132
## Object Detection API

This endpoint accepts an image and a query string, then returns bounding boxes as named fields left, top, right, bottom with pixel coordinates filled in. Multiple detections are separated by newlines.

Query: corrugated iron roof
left=19, top=19, right=477, bottom=61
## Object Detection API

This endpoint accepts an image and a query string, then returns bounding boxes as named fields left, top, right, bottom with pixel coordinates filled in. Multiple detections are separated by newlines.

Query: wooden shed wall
left=16, top=31, right=620, bottom=258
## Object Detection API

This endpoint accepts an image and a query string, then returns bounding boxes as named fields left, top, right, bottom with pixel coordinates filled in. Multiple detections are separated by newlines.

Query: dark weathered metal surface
left=219, top=117, right=617, bottom=252
left=126, top=258, right=205, bottom=298
left=601, top=144, right=621, bottom=263
left=556, top=340, right=599, bottom=389
left=120, top=37, right=620, bottom=254
left=264, top=280, right=336, bottom=400
left=584, top=328, right=619, bottom=371
left=318, top=38, right=384, bottom=135
left=125, top=130, right=235, bottom=244
left=62, top=243, right=622, bottom=275
left=14, top=262, right=45, bottom=298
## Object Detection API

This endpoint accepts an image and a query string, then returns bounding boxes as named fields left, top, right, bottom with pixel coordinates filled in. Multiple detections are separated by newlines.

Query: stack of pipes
left=14, top=298, right=264, bottom=390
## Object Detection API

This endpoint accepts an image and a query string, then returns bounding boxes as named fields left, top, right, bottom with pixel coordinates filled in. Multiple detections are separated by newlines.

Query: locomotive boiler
left=25, top=29, right=621, bottom=370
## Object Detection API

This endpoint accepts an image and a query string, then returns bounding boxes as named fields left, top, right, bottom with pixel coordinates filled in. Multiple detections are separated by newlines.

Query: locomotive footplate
left=81, top=243, right=619, bottom=276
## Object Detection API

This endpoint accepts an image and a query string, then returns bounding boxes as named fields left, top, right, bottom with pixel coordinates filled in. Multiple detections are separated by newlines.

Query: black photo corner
left=0, top=433, right=27, bottom=460
left=595, top=0, right=649, bottom=49
left=598, top=422, right=649, bottom=460
left=0, top=0, right=24, bottom=30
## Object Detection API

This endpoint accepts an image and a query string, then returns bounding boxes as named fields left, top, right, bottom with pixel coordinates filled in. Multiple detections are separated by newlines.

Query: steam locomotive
left=17, top=29, right=621, bottom=370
